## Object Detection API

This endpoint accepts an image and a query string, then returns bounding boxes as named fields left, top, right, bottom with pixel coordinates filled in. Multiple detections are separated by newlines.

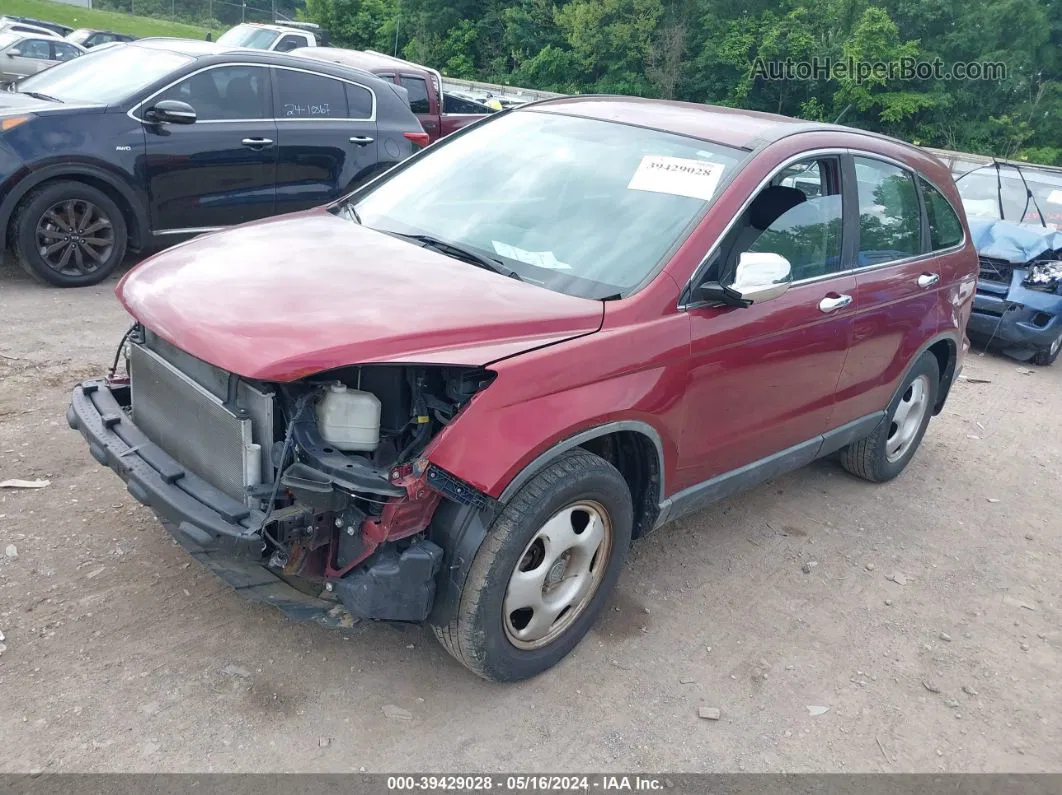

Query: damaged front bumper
left=968, top=278, right=1062, bottom=355
left=67, top=379, right=450, bottom=627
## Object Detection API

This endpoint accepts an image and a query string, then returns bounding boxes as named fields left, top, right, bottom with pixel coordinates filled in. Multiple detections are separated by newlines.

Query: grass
left=0, top=0, right=217, bottom=39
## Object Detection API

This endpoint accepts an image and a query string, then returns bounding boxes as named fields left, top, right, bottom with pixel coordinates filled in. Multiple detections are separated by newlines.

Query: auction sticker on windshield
left=627, top=155, right=725, bottom=201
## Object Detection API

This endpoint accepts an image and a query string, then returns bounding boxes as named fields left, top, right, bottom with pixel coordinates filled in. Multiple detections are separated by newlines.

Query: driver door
left=142, top=64, right=277, bottom=231
left=676, top=156, right=857, bottom=493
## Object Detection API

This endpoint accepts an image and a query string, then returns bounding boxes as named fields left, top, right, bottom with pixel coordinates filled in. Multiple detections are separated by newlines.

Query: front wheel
left=433, top=450, right=633, bottom=682
left=13, top=181, right=128, bottom=287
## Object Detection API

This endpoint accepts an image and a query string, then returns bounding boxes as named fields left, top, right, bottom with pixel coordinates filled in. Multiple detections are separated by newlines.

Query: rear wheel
left=433, top=450, right=633, bottom=682
left=1032, top=330, right=1062, bottom=366
left=13, top=181, right=127, bottom=287
left=840, top=351, right=940, bottom=483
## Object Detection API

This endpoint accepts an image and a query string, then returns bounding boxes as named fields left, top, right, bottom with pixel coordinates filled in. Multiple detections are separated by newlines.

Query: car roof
left=126, top=39, right=400, bottom=88
left=291, top=47, right=426, bottom=75
left=529, top=96, right=824, bottom=150
left=530, top=96, right=947, bottom=173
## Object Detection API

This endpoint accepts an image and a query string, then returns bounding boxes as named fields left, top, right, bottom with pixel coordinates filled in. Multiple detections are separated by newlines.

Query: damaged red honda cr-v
left=69, top=97, right=978, bottom=681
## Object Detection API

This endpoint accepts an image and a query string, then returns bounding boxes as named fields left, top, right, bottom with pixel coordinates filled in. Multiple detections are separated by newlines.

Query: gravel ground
left=0, top=261, right=1059, bottom=774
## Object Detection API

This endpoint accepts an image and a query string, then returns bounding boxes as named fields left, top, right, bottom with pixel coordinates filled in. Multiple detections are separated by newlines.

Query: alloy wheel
left=35, top=199, right=115, bottom=277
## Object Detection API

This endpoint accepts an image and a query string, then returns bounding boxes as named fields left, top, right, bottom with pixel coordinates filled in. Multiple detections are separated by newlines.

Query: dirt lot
left=0, top=260, right=1059, bottom=774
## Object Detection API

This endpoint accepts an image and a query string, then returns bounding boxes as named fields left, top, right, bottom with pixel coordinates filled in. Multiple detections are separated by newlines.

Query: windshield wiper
left=392, top=232, right=522, bottom=281
left=19, top=90, right=63, bottom=103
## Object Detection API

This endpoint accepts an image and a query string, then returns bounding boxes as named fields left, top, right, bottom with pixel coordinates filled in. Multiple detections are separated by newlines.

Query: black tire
left=12, top=181, right=127, bottom=287
left=1032, top=331, right=1062, bottom=366
left=432, top=450, right=633, bottom=682
left=840, top=351, right=940, bottom=483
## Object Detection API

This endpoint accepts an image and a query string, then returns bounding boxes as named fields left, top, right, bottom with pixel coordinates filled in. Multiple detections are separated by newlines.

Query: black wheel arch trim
left=0, top=163, right=149, bottom=252
left=427, top=420, right=665, bottom=626
left=497, top=420, right=667, bottom=506
left=905, top=331, right=961, bottom=415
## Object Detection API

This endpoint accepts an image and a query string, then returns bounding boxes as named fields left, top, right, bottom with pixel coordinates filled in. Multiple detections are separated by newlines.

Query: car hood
left=117, top=210, right=604, bottom=381
left=967, top=217, right=1062, bottom=265
left=0, top=92, right=104, bottom=114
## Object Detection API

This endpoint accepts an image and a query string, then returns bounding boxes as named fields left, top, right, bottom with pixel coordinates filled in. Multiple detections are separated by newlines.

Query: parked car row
left=0, top=39, right=429, bottom=286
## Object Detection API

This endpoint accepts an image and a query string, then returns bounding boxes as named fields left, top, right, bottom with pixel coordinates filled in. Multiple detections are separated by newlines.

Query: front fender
left=423, top=315, right=690, bottom=503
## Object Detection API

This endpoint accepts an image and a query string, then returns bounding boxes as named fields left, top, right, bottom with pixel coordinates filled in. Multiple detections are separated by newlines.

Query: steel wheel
left=885, top=374, right=930, bottom=463
left=35, top=199, right=115, bottom=278
left=503, top=500, right=613, bottom=650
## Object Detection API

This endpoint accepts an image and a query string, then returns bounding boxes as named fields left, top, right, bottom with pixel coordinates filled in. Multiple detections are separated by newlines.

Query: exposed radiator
left=129, top=341, right=275, bottom=502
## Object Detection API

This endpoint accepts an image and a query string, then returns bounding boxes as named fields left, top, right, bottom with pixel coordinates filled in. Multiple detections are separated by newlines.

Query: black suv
left=0, top=39, right=424, bottom=286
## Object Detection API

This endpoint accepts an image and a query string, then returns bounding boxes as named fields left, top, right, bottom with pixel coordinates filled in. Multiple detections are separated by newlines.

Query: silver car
left=0, top=31, right=85, bottom=86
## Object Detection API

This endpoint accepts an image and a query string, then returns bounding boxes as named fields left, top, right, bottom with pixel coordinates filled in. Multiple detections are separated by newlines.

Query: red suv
left=68, top=98, right=978, bottom=681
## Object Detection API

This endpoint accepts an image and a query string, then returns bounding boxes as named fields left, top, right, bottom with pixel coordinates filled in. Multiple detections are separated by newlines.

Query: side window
left=17, top=38, right=52, bottom=59
left=344, top=83, right=373, bottom=119
left=155, top=66, right=269, bottom=121
left=720, top=157, right=844, bottom=282
left=274, top=35, right=303, bottom=53
left=920, top=178, right=963, bottom=250
left=444, top=94, right=486, bottom=114
left=747, top=195, right=843, bottom=281
left=854, top=156, right=921, bottom=265
left=403, top=76, right=430, bottom=114
left=276, top=69, right=347, bottom=118
left=777, top=161, right=823, bottom=198
left=52, top=42, right=81, bottom=61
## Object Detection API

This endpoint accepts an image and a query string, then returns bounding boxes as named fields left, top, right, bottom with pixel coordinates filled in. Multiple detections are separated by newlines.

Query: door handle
left=818, top=294, right=853, bottom=313
left=917, top=272, right=941, bottom=288
left=240, top=137, right=273, bottom=148
left=348, top=136, right=374, bottom=146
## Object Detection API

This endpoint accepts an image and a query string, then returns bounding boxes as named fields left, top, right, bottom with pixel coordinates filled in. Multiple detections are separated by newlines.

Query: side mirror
left=144, top=99, right=197, bottom=125
left=7, top=49, right=19, bottom=57
left=727, top=252, right=793, bottom=304
left=696, top=251, right=792, bottom=308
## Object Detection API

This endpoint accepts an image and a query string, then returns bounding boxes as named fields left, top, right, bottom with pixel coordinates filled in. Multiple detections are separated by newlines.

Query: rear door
left=832, top=154, right=963, bottom=424
left=272, top=66, right=379, bottom=214
left=398, top=72, right=439, bottom=142
left=142, top=64, right=277, bottom=231
left=51, top=40, right=82, bottom=64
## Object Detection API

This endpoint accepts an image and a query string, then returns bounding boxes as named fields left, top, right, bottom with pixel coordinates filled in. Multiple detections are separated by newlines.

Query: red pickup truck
left=292, top=47, right=493, bottom=144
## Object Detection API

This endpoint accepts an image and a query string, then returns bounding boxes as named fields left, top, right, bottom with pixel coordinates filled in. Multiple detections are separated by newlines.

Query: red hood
left=117, top=211, right=603, bottom=381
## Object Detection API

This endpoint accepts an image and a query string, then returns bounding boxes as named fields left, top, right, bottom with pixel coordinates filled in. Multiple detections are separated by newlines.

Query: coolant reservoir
left=316, top=382, right=381, bottom=451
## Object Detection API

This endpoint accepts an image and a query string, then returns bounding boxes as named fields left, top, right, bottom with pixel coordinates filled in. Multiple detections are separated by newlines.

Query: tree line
left=302, top=0, right=1061, bottom=164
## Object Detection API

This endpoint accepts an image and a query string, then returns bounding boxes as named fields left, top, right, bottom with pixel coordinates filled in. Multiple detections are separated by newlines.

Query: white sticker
left=1047, top=189, right=1062, bottom=205
left=492, top=241, right=572, bottom=270
left=627, top=155, right=725, bottom=201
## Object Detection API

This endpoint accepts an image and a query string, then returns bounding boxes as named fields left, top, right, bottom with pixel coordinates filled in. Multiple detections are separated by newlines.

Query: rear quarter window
left=920, top=178, right=964, bottom=250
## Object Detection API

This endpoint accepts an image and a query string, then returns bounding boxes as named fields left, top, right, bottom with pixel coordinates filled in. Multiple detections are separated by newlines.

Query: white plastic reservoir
left=316, top=382, right=381, bottom=452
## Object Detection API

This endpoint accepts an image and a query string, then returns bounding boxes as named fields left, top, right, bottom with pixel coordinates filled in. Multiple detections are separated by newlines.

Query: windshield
left=16, top=43, right=192, bottom=104
left=953, top=163, right=1062, bottom=228
left=351, top=111, right=747, bottom=299
left=216, top=25, right=280, bottom=49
